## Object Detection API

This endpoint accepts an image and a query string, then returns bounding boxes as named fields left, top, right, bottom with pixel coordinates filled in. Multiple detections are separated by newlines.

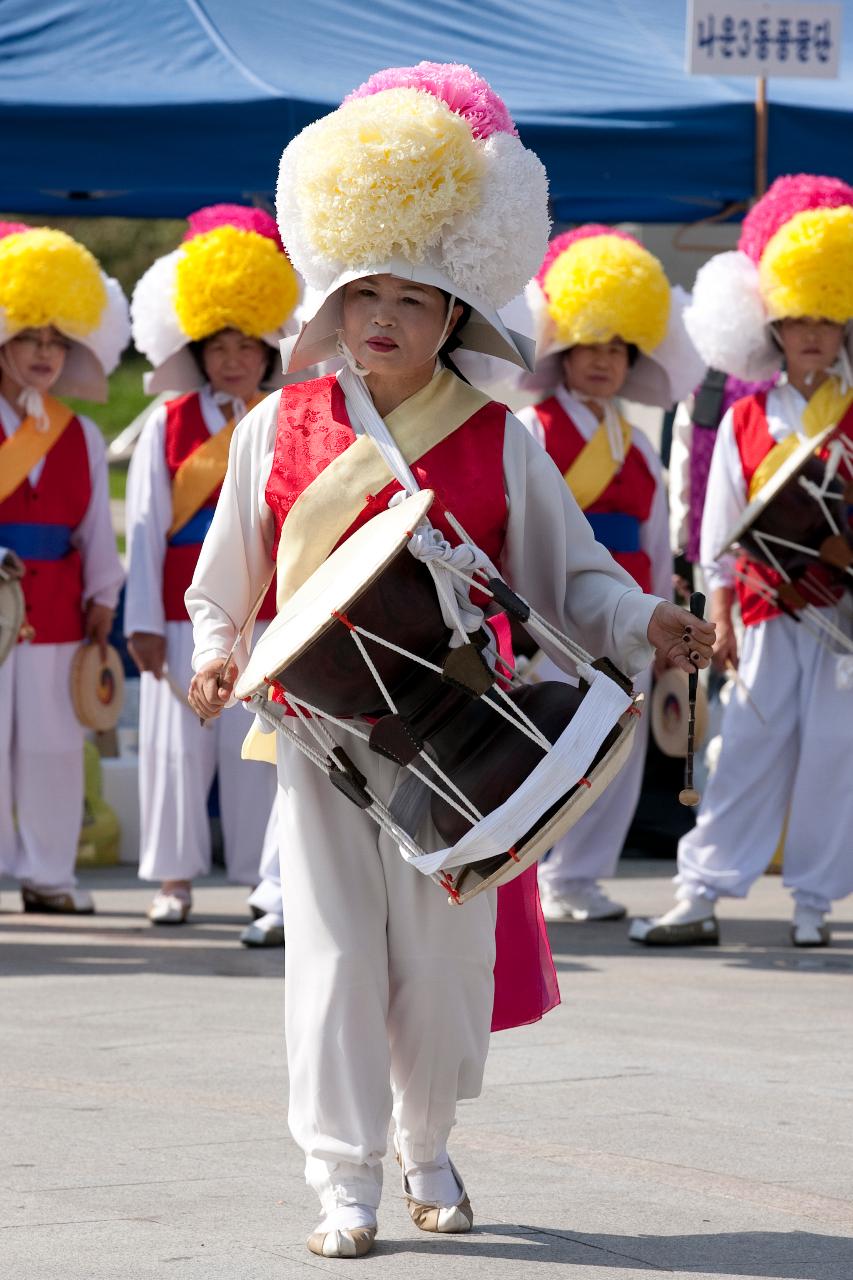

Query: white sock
left=404, top=1156, right=461, bottom=1206
left=317, top=1203, right=377, bottom=1233
left=659, top=896, right=716, bottom=926
left=793, top=904, right=826, bottom=930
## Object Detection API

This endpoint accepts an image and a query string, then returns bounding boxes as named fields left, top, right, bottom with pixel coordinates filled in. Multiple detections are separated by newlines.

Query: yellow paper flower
left=759, top=205, right=853, bottom=322
left=0, top=228, right=106, bottom=336
left=175, top=225, right=299, bottom=340
left=294, top=87, right=482, bottom=269
left=544, top=234, right=670, bottom=353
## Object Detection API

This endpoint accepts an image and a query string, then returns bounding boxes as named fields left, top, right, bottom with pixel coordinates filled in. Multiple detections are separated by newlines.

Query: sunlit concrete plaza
left=2, top=861, right=851, bottom=1280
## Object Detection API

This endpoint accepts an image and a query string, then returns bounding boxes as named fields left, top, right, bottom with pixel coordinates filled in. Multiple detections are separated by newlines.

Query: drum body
left=0, top=576, right=25, bottom=666
left=238, top=492, right=639, bottom=902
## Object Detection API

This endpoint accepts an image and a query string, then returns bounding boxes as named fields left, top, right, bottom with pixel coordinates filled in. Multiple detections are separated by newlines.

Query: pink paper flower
left=739, top=173, right=853, bottom=263
left=536, top=224, right=638, bottom=287
left=345, top=61, right=517, bottom=139
left=184, top=204, right=283, bottom=252
left=0, top=221, right=32, bottom=241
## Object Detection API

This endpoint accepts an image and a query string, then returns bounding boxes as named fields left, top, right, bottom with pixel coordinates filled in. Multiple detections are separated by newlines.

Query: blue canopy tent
left=0, top=0, right=849, bottom=221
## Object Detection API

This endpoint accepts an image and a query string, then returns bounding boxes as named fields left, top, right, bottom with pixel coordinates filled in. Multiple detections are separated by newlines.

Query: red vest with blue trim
left=163, top=392, right=276, bottom=622
left=0, top=413, right=90, bottom=643
left=533, top=396, right=655, bottom=593
left=732, top=392, right=852, bottom=627
left=264, top=374, right=508, bottom=564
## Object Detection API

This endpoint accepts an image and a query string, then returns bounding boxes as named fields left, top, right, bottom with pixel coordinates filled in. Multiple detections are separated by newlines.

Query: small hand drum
left=70, top=643, right=125, bottom=731
left=0, top=575, right=25, bottom=667
left=237, top=491, right=642, bottom=904
left=650, top=668, right=709, bottom=759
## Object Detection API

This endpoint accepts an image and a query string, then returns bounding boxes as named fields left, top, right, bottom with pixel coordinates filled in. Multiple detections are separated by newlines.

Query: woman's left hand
left=84, top=601, right=114, bottom=659
left=647, top=601, right=716, bottom=674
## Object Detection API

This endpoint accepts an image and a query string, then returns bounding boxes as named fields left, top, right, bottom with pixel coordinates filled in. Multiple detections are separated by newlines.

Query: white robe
left=124, top=387, right=276, bottom=886
left=518, top=389, right=672, bottom=892
left=0, top=396, right=123, bottom=891
left=676, top=384, right=853, bottom=911
left=187, top=376, right=663, bottom=1210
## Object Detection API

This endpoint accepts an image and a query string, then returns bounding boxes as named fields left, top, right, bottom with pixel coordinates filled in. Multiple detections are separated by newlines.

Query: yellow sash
left=0, top=396, right=74, bottom=504
left=242, top=371, right=492, bottom=763
left=563, top=413, right=632, bottom=511
left=748, top=378, right=853, bottom=499
left=168, top=394, right=266, bottom=538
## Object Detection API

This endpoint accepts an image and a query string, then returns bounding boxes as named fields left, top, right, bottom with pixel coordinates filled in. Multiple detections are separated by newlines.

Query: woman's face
left=5, top=326, right=69, bottom=394
left=777, top=316, right=844, bottom=381
left=201, top=329, right=268, bottom=401
left=341, top=275, right=462, bottom=377
left=561, top=339, right=630, bottom=401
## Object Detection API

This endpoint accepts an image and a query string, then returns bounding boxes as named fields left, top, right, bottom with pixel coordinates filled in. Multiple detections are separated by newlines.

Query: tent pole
left=754, top=76, right=768, bottom=200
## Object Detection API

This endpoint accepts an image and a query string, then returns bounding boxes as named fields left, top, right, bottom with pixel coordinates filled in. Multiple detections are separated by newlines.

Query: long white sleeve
left=187, top=394, right=279, bottom=672
left=501, top=414, right=660, bottom=675
left=632, top=428, right=673, bottom=603
left=668, top=403, right=693, bottom=555
left=699, top=407, right=746, bottom=592
left=72, top=415, right=124, bottom=609
left=124, top=405, right=171, bottom=636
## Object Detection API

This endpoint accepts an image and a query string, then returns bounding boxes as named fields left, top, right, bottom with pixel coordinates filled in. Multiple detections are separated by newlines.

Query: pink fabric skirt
left=484, top=612, right=561, bottom=1033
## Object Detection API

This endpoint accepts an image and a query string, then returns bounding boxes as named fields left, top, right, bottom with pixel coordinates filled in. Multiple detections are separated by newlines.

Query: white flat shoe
left=540, top=884, right=627, bottom=922
left=239, top=912, right=285, bottom=948
left=147, top=891, right=191, bottom=925
left=394, top=1137, right=473, bottom=1234
left=791, top=906, right=830, bottom=948
left=22, top=886, right=95, bottom=915
left=630, top=898, right=719, bottom=946
left=306, top=1227, right=376, bottom=1258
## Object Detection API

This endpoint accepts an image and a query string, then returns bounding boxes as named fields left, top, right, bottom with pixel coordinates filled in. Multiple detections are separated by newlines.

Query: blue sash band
left=0, top=522, right=73, bottom=560
left=585, top=512, right=641, bottom=555
left=168, top=507, right=215, bottom=547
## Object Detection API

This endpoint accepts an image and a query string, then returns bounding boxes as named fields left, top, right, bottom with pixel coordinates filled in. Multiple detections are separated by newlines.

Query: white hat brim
left=280, top=259, right=535, bottom=378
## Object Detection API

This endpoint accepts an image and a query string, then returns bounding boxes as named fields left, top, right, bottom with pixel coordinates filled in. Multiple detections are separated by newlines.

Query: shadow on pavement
left=375, top=1225, right=853, bottom=1276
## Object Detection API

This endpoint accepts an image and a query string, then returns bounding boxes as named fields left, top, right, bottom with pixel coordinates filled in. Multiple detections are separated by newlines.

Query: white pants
left=137, top=622, right=276, bottom=885
left=0, top=642, right=84, bottom=891
left=677, top=608, right=853, bottom=913
left=275, top=727, right=496, bottom=1214
left=246, top=803, right=283, bottom=918
left=537, top=661, right=651, bottom=892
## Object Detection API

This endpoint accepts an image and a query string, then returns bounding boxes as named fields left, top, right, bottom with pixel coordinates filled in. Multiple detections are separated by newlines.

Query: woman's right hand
left=128, top=631, right=167, bottom=679
left=188, top=658, right=237, bottom=720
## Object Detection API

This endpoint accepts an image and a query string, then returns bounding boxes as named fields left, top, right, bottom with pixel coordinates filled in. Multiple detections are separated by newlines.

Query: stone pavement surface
left=1, top=862, right=852, bottom=1280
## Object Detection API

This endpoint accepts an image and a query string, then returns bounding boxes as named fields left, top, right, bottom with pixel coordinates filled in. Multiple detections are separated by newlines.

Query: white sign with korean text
left=687, top=1, right=841, bottom=77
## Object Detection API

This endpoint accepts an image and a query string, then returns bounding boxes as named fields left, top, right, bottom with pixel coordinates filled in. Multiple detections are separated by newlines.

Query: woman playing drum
left=186, top=64, right=713, bottom=1258
left=632, top=173, right=853, bottom=949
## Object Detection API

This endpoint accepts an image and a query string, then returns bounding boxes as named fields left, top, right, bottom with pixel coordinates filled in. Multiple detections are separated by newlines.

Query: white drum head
left=236, top=489, right=436, bottom=699
left=723, top=420, right=838, bottom=553
left=0, top=576, right=25, bottom=666
left=70, top=643, right=125, bottom=731
left=650, top=668, right=708, bottom=758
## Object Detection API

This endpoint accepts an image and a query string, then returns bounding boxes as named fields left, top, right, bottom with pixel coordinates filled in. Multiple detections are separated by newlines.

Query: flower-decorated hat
left=0, top=222, right=130, bottom=401
left=275, top=61, right=550, bottom=374
left=685, top=173, right=853, bottom=380
left=522, top=225, right=704, bottom=407
left=131, top=204, right=302, bottom=394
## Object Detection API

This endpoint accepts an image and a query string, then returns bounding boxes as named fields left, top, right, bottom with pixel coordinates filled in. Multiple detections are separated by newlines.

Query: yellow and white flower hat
left=523, top=225, right=704, bottom=408
left=275, top=62, right=551, bottom=374
left=0, top=221, right=130, bottom=401
left=685, top=173, right=853, bottom=380
left=131, top=205, right=302, bottom=393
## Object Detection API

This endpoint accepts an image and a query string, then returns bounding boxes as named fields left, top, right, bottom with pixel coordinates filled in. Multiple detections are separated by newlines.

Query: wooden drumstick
left=679, top=591, right=705, bottom=808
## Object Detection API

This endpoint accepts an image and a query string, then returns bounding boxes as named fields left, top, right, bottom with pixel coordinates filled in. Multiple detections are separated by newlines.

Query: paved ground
left=2, top=861, right=852, bottom=1280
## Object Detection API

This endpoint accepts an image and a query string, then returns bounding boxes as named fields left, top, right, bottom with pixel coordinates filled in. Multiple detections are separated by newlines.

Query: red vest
left=265, top=375, right=508, bottom=564
left=732, top=393, right=852, bottom=627
left=163, top=392, right=276, bottom=622
left=0, top=414, right=90, bottom=643
left=533, top=396, right=656, bottom=593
